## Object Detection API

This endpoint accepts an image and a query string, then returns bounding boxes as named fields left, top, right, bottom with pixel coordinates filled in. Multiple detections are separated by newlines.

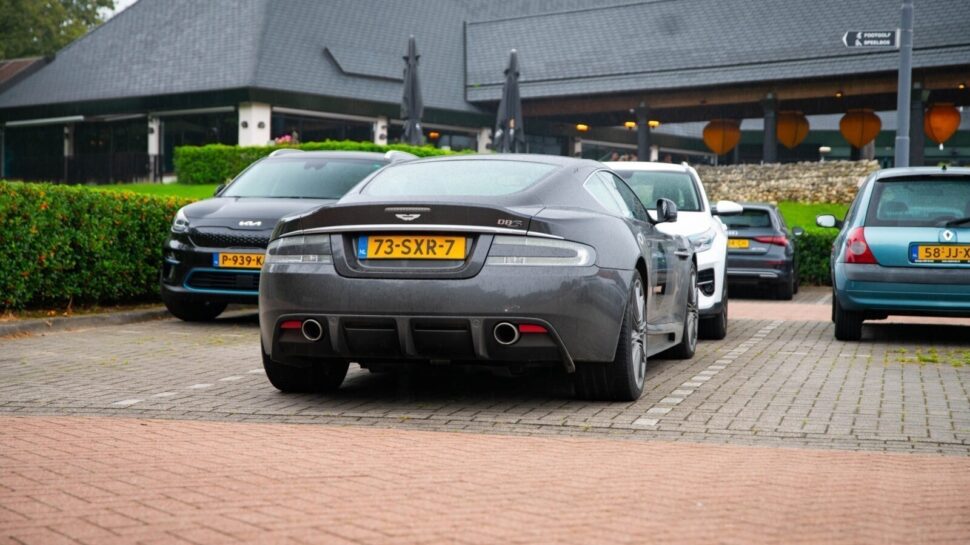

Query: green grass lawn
left=95, top=182, right=219, bottom=200
left=778, top=201, right=849, bottom=230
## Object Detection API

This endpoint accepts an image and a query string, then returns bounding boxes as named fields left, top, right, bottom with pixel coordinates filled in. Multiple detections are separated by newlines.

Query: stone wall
left=694, top=160, right=880, bottom=204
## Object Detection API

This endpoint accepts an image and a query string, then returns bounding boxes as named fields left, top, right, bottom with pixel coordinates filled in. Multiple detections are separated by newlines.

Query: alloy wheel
left=631, top=277, right=647, bottom=389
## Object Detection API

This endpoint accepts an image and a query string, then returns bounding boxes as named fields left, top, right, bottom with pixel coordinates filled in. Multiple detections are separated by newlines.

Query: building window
left=271, top=113, right=372, bottom=144
left=525, top=134, right=567, bottom=156
left=2, top=125, right=62, bottom=181
left=162, top=112, right=238, bottom=173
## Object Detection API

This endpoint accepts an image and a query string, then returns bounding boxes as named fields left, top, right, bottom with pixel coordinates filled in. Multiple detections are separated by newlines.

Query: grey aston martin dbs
left=258, top=155, right=698, bottom=400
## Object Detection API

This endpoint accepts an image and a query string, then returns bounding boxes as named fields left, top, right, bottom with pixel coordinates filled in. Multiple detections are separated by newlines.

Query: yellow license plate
left=359, top=235, right=466, bottom=260
left=913, top=244, right=970, bottom=263
left=728, top=239, right=750, bottom=249
left=213, top=252, right=264, bottom=269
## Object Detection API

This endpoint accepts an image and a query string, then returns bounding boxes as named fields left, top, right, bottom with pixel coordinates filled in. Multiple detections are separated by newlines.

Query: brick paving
left=2, top=416, right=969, bottom=545
left=2, top=287, right=970, bottom=542
left=1, top=288, right=968, bottom=453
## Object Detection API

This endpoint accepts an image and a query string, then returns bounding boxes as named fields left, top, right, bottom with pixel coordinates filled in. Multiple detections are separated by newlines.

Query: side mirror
left=792, top=226, right=805, bottom=237
left=213, top=183, right=226, bottom=196
left=816, top=214, right=842, bottom=229
left=656, top=198, right=679, bottom=223
left=712, top=200, right=743, bottom=216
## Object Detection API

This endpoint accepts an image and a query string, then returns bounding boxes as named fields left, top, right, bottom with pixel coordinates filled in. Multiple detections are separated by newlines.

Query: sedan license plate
left=727, top=238, right=750, bottom=249
left=358, top=235, right=465, bottom=260
left=910, top=244, right=970, bottom=263
left=213, top=252, right=264, bottom=269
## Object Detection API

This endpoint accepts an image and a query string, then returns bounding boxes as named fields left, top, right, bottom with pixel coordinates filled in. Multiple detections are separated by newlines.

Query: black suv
left=161, top=149, right=414, bottom=321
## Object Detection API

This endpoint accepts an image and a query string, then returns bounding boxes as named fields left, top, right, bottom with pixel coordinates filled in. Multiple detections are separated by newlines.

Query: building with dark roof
left=1, top=0, right=968, bottom=182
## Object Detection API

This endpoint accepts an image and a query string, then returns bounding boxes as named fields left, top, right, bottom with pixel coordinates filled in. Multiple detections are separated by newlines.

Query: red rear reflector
left=844, top=227, right=877, bottom=264
left=754, top=235, right=789, bottom=246
left=518, top=324, right=548, bottom=334
left=280, top=320, right=302, bottom=330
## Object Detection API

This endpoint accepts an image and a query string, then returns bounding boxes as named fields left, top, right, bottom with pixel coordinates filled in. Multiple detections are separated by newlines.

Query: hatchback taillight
left=843, top=227, right=877, bottom=264
left=754, top=235, right=788, bottom=246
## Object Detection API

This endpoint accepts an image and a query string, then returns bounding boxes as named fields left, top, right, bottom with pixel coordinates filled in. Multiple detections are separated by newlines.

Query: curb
left=0, top=307, right=172, bottom=337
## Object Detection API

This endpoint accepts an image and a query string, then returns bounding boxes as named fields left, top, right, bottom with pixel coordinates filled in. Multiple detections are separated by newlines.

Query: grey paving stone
left=1, top=311, right=968, bottom=454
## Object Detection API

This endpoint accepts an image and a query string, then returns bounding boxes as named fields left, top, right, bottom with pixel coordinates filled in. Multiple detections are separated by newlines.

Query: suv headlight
left=171, top=208, right=190, bottom=233
left=486, top=236, right=596, bottom=267
left=265, top=234, right=333, bottom=264
left=688, top=227, right=716, bottom=253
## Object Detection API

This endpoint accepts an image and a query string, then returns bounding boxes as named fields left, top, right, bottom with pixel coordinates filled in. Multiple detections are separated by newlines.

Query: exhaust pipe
left=493, top=322, right=520, bottom=346
left=301, top=319, right=324, bottom=342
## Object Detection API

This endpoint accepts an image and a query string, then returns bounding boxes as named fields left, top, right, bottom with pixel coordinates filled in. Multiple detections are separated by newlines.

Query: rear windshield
left=222, top=157, right=385, bottom=199
left=613, top=171, right=702, bottom=212
left=362, top=160, right=556, bottom=197
left=722, top=209, right=773, bottom=229
left=865, top=177, right=970, bottom=227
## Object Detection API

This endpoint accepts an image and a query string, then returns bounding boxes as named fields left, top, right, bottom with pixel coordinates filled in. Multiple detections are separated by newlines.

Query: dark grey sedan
left=258, top=155, right=699, bottom=401
left=723, top=203, right=803, bottom=300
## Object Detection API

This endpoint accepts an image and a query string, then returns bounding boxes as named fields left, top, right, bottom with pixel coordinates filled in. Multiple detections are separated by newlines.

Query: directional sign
left=842, top=30, right=899, bottom=48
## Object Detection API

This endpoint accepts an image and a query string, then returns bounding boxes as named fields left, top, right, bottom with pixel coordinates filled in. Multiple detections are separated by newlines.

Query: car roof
left=872, top=166, right=970, bottom=180
left=604, top=161, right=691, bottom=173
left=737, top=202, right=779, bottom=211
left=337, top=154, right=604, bottom=209
left=263, top=150, right=395, bottom=162
left=414, top=153, right=600, bottom=169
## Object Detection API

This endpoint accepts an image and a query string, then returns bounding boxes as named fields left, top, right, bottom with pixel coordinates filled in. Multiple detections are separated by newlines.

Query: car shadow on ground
left=197, top=308, right=691, bottom=402
left=861, top=322, right=970, bottom=344
left=728, top=284, right=782, bottom=300
left=282, top=356, right=687, bottom=404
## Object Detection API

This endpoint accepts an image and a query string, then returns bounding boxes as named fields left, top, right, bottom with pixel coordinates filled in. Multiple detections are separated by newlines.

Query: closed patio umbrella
left=401, top=35, right=424, bottom=146
left=493, top=49, right=525, bottom=153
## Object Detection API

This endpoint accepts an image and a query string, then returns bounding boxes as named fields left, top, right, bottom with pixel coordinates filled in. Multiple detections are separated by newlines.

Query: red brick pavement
left=2, top=416, right=968, bottom=544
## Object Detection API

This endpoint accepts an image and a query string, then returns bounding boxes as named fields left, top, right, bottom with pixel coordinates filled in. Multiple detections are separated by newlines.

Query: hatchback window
left=865, top=177, right=970, bottom=227
left=223, top=158, right=385, bottom=199
left=363, top=160, right=556, bottom=196
left=723, top=209, right=773, bottom=229
left=613, top=171, right=702, bottom=211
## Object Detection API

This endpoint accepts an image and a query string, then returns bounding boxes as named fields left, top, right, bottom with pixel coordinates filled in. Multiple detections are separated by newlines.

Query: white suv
left=607, top=162, right=742, bottom=339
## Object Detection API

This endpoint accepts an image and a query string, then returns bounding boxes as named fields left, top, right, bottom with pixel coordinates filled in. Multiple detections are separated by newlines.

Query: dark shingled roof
left=465, top=0, right=970, bottom=101
left=1, top=0, right=968, bottom=115
left=0, top=0, right=479, bottom=114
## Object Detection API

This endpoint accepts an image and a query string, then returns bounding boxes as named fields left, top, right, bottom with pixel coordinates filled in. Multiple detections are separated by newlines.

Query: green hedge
left=797, top=228, right=838, bottom=285
left=174, top=140, right=459, bottom=185
left=0, top=181, right=190, bottom=310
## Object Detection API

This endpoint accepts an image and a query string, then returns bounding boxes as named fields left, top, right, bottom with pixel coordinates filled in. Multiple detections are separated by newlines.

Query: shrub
left=0, top=181, right=190, bottom=310
left=174, top=140, right=459, bottom=185
left=797, top=228, right=839, bottom=285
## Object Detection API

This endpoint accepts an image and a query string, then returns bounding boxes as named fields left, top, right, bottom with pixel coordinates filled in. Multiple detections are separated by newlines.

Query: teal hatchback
left=817, top=167, right=970, bottom=341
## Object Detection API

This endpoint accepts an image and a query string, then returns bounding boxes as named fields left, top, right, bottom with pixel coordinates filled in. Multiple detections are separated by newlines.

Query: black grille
left=190, top=228, right=270, bottom=249
left=186, top=271, right=259, bottom=291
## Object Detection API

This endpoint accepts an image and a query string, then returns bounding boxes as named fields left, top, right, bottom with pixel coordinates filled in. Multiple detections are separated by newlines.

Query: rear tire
left=574, top=273, right=647, bottom=401
left=163, top=295, right=227, bottom=322
left=699, top=272, right=728, bottom=340
left=666, top=265, right=699, bottom=359
left=833, top=296, right=863, bottom=341
left=262, top=352, right=349, bottom=393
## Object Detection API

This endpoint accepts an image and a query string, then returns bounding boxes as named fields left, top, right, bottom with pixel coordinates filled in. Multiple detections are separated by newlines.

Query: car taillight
left=843, top=227, right=877, bottom=264
left=754, top=235, right=788, bottom=246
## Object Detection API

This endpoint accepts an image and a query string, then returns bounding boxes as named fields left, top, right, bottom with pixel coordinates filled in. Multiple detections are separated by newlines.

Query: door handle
left=674, top=250, right=691, bottom=259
